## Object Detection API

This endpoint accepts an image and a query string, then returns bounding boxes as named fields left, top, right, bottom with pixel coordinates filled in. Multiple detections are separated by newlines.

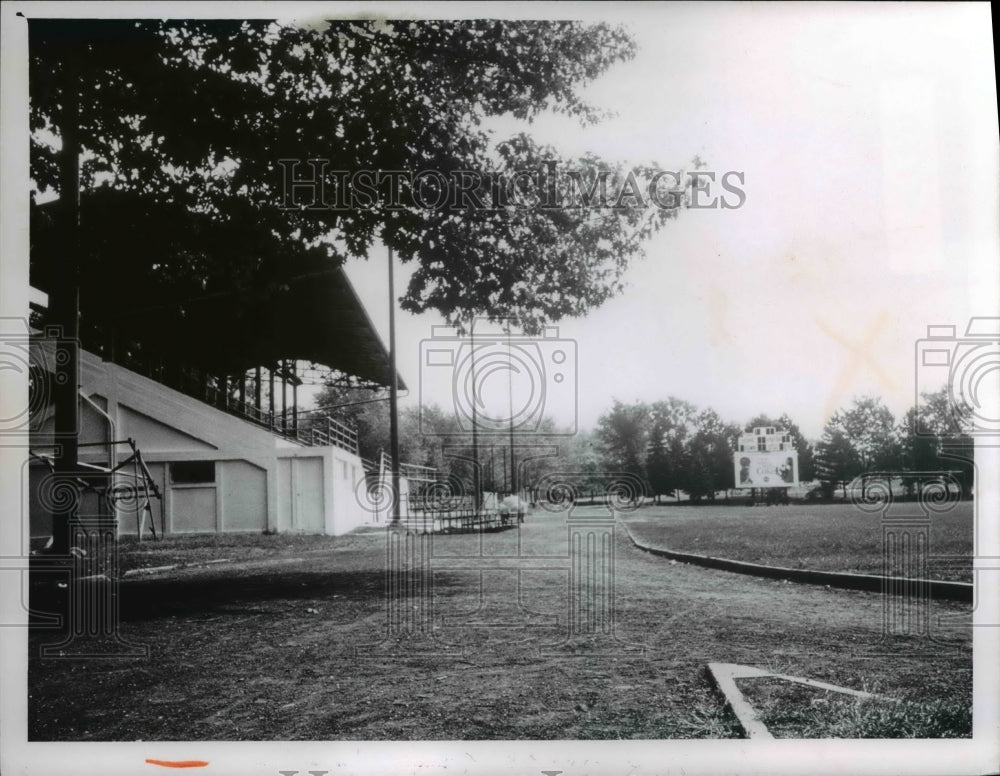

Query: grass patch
left=624, top=502, right=973, bottom=581
left=738, top=678, right=971, bottom=738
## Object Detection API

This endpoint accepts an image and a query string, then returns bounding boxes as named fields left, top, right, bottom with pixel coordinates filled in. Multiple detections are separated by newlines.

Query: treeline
left=813, top=389, right=974, bottom=498
left=307, top=385, right=974, bottom=501
left=589, top=399, right=813, bottom=502
left=304, top=385, right=572, bottom=494
left=595, top=387, right=974, bottom=501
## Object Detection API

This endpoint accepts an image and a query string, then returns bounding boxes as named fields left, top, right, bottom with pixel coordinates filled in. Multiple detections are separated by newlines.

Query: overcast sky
left=336, top=2, right=999, bottom=440
left=4, top=3, right=996, bottom=442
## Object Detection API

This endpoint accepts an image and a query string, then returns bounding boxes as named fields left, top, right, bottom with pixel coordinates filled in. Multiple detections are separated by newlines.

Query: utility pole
left=507, top=321, right=516, bottom=497
left=469, top=319, right=481, bottom=512
left=388, top=246, right=401, bottom=524
left=51, top=26, right=81, bottom=556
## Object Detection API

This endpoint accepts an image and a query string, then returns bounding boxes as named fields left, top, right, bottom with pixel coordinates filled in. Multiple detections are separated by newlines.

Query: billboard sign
left=734, top=451, right=799, bottom=488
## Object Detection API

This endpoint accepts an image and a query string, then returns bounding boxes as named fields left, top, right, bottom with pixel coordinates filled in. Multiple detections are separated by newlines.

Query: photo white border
left=2, top=3, right=998, bottom=775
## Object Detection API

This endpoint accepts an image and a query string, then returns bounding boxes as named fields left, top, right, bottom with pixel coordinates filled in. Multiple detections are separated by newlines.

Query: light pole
left=51, top=28, right=81, bottom=557
left=469, top=318, right=481, bottom=512
left=387, top=245, right=401, bottom=524
left=507, top=321, right=516, bottom=497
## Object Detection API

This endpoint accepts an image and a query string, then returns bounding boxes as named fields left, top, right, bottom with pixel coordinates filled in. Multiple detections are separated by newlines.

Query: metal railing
left=397, top=496, right=511, bottom=533
left=375, top=493, right=524, bottom=534
left=73, top=327, right=360, bottom=454
left=287, top=415, right=360, bottom=455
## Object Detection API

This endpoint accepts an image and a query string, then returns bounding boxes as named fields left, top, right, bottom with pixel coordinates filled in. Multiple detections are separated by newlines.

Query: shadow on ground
left=30, top=568, right=464, bottom=623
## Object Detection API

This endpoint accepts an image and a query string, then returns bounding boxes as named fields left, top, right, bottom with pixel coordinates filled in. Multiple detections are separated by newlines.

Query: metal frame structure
left=30, top=438, right=163, bottom=541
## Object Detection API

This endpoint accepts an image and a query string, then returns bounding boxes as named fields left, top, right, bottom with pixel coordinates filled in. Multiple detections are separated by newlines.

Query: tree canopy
left=595, top=398, right=742, bottom=501
left=812, top=392, right=974, bottom=499
left=30, top=18, right=685, bottom=333
left=898, top=387, right=974, bottom=497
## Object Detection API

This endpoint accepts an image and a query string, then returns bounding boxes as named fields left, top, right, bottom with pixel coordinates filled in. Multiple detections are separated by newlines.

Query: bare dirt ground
left=28, top=507, right=971, bottom=740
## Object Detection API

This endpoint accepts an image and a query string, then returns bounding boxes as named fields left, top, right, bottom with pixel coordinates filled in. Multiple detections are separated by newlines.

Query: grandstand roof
left=30, top=192, right=404, bottom=389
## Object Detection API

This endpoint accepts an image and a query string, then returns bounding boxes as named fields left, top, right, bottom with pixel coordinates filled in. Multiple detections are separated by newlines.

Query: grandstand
left=28, top=194, right=404, bottom=538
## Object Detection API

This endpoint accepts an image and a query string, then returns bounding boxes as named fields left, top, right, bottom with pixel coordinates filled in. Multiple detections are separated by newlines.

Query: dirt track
left=28, top=507, right=972, bottom=740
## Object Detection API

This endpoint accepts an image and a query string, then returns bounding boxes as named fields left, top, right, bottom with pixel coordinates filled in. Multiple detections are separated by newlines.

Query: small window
left=170, top=461, right=216, bottom=484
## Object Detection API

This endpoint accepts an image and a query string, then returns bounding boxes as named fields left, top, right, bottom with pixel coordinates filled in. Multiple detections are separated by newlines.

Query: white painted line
left=705, top=662, right=774, bottom=739
left=705, top=662, right=896, bottom=740
left=122, top=564, right=177, bottom=577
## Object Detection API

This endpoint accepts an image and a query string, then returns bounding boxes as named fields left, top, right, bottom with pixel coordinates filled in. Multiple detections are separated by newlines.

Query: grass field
left=621, top=501, right=975, bottom=582
left=738, top=678, right=972, bottom=738
left=28, top=507, right=972, bottom=740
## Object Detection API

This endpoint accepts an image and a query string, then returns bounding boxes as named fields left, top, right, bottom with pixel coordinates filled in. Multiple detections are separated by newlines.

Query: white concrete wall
left=275, top=446, right=371, bottom=536
left=330, top=446, right=369, bottom=534
left=30, top=342, right=370, bottom=537
left=220, top=460, right=268, bottom=532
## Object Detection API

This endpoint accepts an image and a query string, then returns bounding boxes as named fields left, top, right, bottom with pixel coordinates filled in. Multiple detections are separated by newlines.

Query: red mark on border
left=145, top=760, right=209, bottom=768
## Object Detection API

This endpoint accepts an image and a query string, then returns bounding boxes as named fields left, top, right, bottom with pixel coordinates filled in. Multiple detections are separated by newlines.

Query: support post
left=255, top=366, right=262, bottom=416
left=291, top=362, right=298, bottom=434
left=269, top=364, right=275, bottom=429
left=281, top=361, right=288, bottom=433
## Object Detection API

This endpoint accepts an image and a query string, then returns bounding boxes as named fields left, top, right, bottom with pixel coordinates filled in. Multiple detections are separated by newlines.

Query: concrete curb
left=621, top=523, right=972, bottom=602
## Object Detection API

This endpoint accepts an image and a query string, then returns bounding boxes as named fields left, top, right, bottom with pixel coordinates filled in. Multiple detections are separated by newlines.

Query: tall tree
left=596, top=400, right=650, bottom=482
left=530, top=430, right=609, bottom=504
left=646, top=398, right=697, bottom=502
left=30, top=19, right=688, bottom=333
left=898, top=387, right=975, bottom=498
left=813, top=428, right=860, bottom=498
left=681, top=408, right=739, bottom=500
left=837, top=396, right=901, bottom=473
left=815, top=396, right=899, bottom=498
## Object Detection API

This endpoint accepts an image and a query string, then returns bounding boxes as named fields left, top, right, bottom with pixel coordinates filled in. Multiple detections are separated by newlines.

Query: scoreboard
left=734, top=427, right=799, bottom=488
